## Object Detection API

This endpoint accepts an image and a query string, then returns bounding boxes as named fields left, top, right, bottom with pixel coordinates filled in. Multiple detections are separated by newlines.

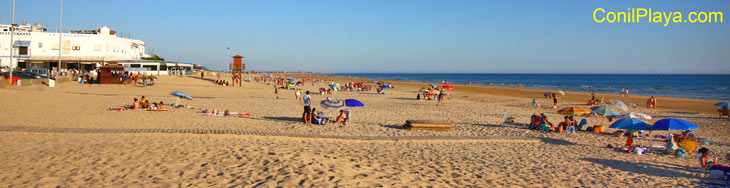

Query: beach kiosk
left=230, top=55, right=246, bottom=87
left=99, top=63, right=125, bottom=84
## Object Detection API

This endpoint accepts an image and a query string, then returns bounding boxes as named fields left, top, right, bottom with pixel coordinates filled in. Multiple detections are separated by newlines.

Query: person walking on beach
left=552, top=93, right=559, bottom=108
left=274, top=85, right=279, bottom=99
left=437, top=89, right=446, bottom=105
left=300, top=91, right=313, bottom=125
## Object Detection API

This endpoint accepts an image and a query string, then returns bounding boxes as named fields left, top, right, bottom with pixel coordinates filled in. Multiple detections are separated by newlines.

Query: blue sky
left=1, top=0, right=728, bottom=73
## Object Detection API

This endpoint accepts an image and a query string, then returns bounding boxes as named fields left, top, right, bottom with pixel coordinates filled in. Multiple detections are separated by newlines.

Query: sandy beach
left=1, top=74, right=728, bottom=187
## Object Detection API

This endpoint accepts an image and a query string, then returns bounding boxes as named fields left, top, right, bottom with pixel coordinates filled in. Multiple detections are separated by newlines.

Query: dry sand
left=0, top=74, right=728, bottom=187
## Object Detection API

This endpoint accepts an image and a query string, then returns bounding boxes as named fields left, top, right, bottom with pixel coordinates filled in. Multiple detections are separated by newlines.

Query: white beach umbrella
left=610, top=99, right=629, bottom=111
left=617, top=112, right=652, bottom=120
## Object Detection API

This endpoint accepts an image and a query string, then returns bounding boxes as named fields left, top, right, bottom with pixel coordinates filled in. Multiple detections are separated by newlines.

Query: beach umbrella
left=429, top=84, right=437, bottom=88
left=617, top=112, right=652, bottom=120
left=288, top=78, right=298, bottom=82
left=344, top=99, right=365, bottom=107
left=287, top=83, right=295, bottom=87
left=651, top=118, right=699, bottom=131
left=381, top=85, right=392, bottom=89
left=715, top=102, right=730, bottom=108
left=591, top=105, right=619, bottom=117
left=557, top=107, right=591, bottom=115
left=443, top=85, right=454, bottom=90
left=320, top=98, right=345, bottom=109
left=610, top=99, right=629, bottom=111
left=170, top=91, right=192, bottom=106
left=419, top=88, right=430, bottom=93
left=609, top=118, right=653, bottom=130
left=558, top=90, right=565, bottom=96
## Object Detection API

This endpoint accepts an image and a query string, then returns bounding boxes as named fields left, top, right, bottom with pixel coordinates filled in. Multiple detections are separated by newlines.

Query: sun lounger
left=401, top=120, right=454, bottom=131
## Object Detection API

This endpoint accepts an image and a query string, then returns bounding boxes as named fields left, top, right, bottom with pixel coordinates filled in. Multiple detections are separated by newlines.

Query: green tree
left=141, top=54, right=165, bottom=61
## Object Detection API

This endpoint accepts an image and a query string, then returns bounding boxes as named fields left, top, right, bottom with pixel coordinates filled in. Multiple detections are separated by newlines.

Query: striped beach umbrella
left=320, top=98, right=345, bottom=109
left=591, top=105, right=619, bottom=117
left=557, top=107, right=591, bottom=115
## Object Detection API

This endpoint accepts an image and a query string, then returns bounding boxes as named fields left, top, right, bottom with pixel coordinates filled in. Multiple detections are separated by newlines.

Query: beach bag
left=675, top=149, right=687, bottom=158
left=709, top=170, right=727, bottom=180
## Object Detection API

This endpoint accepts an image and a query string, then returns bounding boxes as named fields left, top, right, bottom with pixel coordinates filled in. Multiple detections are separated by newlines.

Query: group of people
left=529, top=113, right=577, bottom=132
left=125, top=96, right=169, bottom=110
left=417, top=88, right=447, bottom=105
left=298, top=90, right=348, bottom=125
left=215, top=80, right=231, bottom=86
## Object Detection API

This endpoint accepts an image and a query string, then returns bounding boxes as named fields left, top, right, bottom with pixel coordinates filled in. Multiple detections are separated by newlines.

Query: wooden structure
left=400, top=120, right=454, bottom=131
left=99, top=63, right=124, bottom=84
left=230, top=55, right=245, bottom=87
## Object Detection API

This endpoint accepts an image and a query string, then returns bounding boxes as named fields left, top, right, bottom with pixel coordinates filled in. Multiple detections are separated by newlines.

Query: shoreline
left=284, top=73, right=723, bottom=115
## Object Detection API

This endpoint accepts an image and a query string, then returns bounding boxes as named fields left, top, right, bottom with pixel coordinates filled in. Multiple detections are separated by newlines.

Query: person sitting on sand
left=698, top=147, right=730, bottom=175
left=132, top=98, right=140, bottom=110
left=158, top=101, right=169, bottom=110
left=540, top=113, right=552, bottom=126
left=335, top=110, right=348, bottom=126
left=311, top=108, right=322, bottom=125
left=718, top=106, right=729, bottom=118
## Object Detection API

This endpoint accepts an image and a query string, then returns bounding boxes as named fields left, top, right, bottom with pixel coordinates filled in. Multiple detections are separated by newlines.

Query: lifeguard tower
left=230, top=55, right=245, bottom=87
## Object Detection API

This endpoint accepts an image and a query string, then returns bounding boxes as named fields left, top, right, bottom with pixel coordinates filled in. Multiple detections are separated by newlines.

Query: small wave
left=716, top=87, right=728, bottom=90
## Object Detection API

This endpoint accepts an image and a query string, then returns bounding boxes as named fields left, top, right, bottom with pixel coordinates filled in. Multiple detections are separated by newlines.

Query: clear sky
left=1, top=0, right=728, bottom=73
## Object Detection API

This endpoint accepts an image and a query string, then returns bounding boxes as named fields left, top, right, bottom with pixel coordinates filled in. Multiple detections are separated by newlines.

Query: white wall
left=0, top=25, right=147, bottom=69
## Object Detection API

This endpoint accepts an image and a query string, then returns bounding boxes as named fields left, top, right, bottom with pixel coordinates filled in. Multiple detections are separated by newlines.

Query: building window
left=72, top=45, right=80, bottom=51
left=38, top=43, right=42, bottom=48
left=19, top=47, right=29, bottom=55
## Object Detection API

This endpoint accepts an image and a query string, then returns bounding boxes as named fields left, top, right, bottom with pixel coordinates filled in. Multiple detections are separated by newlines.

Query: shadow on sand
left=580, top=158, right=699, bottom=179
left=532, top=137, right=577, bottom=146
left=262, top=116, right=301, bottom=123
left=380, top=124, right=409, bottom=130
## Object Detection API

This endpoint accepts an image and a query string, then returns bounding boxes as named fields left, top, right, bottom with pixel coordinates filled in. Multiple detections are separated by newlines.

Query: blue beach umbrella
left=651, top=118, right=699, bottom=131
left=170, top=91, right=192, bottom=106
left=715, top=102, right=730, bottom=108
left=609, top=118, right=652, bottom=130
left=344, top=99, right=365, bottom=107
left=170, top=91, right=192, bottom=100
left=288, top=78, right=298, bottom=82
left=381, top=85, right=392, bottom=89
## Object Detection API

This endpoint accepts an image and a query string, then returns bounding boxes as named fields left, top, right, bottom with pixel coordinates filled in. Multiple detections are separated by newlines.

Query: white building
left=1, top=23, right=149, bottom=72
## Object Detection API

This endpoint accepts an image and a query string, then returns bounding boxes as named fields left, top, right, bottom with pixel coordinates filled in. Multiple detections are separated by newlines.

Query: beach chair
left=577, top=119, right=588, bottom=131
left=343, top=110, right=351, bottom=124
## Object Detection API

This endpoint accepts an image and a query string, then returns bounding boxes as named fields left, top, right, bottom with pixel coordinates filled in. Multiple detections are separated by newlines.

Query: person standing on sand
left=552, top=94, right=559, bottom=108
left=437, top=89, right=446, bottom=105
left=300, top=91, right=313, bottom=125
left=274, top=85, right=279, bottom=99
left=625, top=88, right=630, bottom=96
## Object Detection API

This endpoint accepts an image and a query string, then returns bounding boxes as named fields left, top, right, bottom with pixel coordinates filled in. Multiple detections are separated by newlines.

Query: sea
left=322, top=73, right=730, bottom=100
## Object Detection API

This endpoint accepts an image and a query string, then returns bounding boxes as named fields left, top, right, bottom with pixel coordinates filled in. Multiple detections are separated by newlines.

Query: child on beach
left=532, top=98, right=539, bottom=107
left=274, top=85, right=279, bottom=99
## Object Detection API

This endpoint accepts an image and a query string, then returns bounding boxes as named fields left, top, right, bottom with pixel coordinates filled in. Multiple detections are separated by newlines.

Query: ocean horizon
left=321, top=73, right=730, bottom=100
